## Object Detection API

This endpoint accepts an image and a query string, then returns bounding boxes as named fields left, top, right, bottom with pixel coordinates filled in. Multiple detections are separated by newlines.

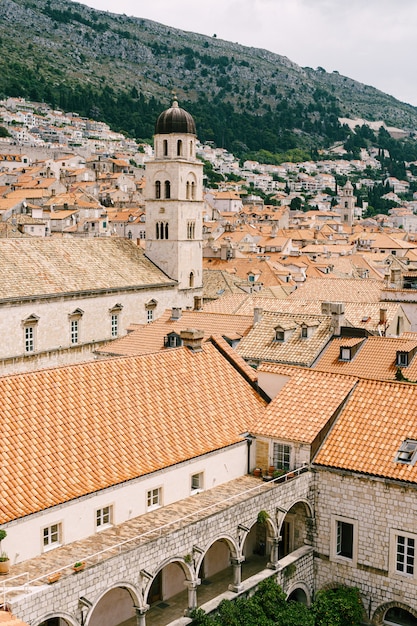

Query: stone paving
left=0, top=475, right=273, bottom=595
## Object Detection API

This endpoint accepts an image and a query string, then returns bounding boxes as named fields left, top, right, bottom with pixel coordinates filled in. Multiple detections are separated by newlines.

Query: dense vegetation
left=190, top=579, right=364, bottom=626
left=2, top=0, right=417, bottom=157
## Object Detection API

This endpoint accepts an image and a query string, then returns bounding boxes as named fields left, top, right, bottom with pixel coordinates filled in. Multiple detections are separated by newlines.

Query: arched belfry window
left=156, top=221, right=169, bottom=240
left=165, top=180, right=171, bottom=199
left=163, top=140, right=168, bottom=156
left=155, top=180, right=161, bottom=199
left=177, top=139, right=183, bottom=156
left=191, top=181, right=196, bottom=199
left=189, top=140, right=193, bottom=156
left=189, top=271, right=195, bottom=288
left=186, top=181, right=190, bottom=200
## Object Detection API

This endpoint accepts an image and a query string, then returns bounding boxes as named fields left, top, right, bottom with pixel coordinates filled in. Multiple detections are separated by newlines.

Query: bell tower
left=145, top=100, right=203, bottom=296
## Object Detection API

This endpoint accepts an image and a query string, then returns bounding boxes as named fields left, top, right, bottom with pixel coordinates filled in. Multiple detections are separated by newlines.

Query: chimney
left=171, top=307, right=182, bottom=320
left=194, top=296, right=203, bottom=311
left=321, top=301, right=331, bottom=315
left=180, top=328, right=204, bottom=352
left=330, top=302, right=345, bottom=336
left=379, top=308, right=387, bottom=325
left=254, top=308, right=263, bottom=324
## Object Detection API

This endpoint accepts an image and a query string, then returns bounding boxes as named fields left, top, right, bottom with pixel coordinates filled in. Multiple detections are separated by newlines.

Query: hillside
left=1, top=0, right=417, bottom=154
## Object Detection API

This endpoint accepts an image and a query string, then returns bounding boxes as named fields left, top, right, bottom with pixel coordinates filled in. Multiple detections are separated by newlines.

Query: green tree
left=313, top=586, right=365, bottom=626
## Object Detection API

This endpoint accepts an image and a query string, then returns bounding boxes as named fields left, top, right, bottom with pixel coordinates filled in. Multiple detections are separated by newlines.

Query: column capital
left=184, top=578, right=201, bottom=590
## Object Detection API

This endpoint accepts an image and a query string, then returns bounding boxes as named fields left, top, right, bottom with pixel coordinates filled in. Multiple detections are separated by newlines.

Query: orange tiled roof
left=97, top=309, right=254, bottom=356
left=253, top=364, right=357, bottom=443
left=236, top=310, right=333, bottom=366
left=288, top=277, right=383, bottom=302
left=314, top=377, right=417, bottom=482
left=314, top=336, right=417, bottom=381
left=1, top=342, right=266, bottom=524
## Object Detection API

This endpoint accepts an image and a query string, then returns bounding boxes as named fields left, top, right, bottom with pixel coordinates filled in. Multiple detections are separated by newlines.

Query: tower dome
left=155, top=100, right=196, bottom=135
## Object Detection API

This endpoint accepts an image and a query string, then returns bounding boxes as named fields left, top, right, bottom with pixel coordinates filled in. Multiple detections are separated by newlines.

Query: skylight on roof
left=395, top=439, right=417, bottom=465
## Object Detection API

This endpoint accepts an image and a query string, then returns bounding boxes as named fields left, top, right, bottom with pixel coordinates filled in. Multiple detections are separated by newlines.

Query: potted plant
left=47, top=571, right=62, bottom=584
left=73, top=561, right=86, bottom=573
left=0, top=530, right=9, bottom=575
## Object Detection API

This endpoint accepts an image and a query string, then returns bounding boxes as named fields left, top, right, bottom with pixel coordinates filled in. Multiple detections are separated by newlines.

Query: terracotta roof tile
left=236, top=311, right=333, bottom=366
left=0, top=238, right=174, bottom=300
left=315, top=378, right=417, bottom=482
left=314, top=336, right=417, bottom=381
left=253, top=364, right=357, bottom=443
left=97, top=309, right=253, bottom=357
left=1, top=343, right=266, bottom=524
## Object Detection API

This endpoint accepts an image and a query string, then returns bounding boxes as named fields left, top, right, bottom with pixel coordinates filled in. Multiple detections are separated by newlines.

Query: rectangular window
left=43, top=523, right=61, bottom=550
left=396, top=535, right=415, bottom=575
left=71, top=319, right=78, bottom=344
left=336, top=521, right=354, bottom=558
left=340, top=348, right=351, bottom=361
left=191, top=472, right=204, bottom=494
left=25, top=326, right=34, bottom=353
left=96, top=505, right=113, bottom=530
left=147, top=487, right=161, bottom=510
left=111, top=314, right=119, bottom=337
left=273, top=443, right=291, bottom=470
left=331, top=516, right=357, bottom=565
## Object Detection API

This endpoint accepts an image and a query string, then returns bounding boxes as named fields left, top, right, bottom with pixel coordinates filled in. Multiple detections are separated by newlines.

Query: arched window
left=177, top=139, right=183, bottom=156
left=163, top=140, right=168, bottom=156
left=189, top=140, right=193, bottom=156
left=187, top=221, right=195, bottom=240
left=155, top=180, right=161, bottom=199
left=156, top=221, right=169, bottom=240
left=189, top=272, right=195, bottom=288
left=165, top=180, right=171, bottom=199
left=384, top=607, right=417, bottom=625
left=191, top=181, right=196, bottom=199
left=186, top=181, right=190, bottom=200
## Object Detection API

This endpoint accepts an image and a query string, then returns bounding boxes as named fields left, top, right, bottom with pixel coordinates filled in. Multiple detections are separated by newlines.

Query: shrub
left=313, top=586, right=365, bottom=626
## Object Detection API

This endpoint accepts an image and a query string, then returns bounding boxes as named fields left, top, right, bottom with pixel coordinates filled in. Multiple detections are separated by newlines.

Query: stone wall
left=314, top=467, right=417, bottom=622
left=8, top=473, right=314, bottom=626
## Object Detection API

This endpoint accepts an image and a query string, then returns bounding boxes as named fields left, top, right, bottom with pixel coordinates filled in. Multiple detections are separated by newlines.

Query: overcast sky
left=76, top=0, right=417, bottom=108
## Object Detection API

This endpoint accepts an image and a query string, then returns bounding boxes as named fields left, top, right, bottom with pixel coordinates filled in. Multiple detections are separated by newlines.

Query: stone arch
left=194, top=533, right=240, bottom=571
left=85, top=582, right=142, bottom=626
left=373, top=601, right=417, bottom=625
left=143, top=557, right=194, bottom=607
left=277, top=498, right=314, bottom=559
left=195, top=533, right=239, bottom=583
left=34, top=613, right=77, bottom=626
left=286, top=581, right=312, bottom=607
left=241, top=514, right=277, bottom=581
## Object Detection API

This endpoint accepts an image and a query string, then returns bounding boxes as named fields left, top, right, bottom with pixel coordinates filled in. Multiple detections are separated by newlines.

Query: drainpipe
left=243, top=433, right=255, bottom=474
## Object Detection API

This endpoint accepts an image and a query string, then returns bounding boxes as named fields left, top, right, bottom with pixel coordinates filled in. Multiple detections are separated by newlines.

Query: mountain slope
left=1, top=0, right=417, bottom=152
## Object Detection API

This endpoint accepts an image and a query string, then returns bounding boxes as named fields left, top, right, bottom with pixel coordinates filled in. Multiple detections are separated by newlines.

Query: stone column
left=135, top=604, right=149, bottom=626
left=184, top=578, right=201, bottom=615
left=228, top=557, right=245, bottom=593
left=267, top=537, right=281, bottom=570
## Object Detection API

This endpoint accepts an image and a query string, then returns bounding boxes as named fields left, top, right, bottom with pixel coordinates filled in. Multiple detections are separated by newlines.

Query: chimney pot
left=253, top=307, right=263, bottom=324
left=171, top=307, right=182, bottom=320
left=180, top=328, right=204, bottom=352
